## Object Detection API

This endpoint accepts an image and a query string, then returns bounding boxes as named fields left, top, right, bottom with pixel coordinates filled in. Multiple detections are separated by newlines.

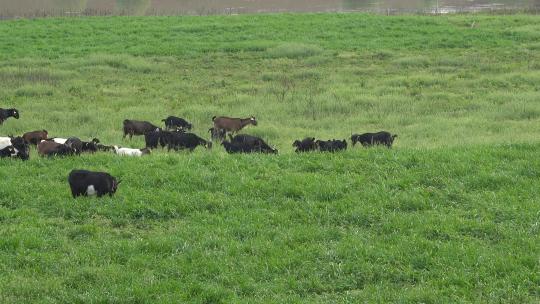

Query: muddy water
left=1, top=0, right=539, bottom=18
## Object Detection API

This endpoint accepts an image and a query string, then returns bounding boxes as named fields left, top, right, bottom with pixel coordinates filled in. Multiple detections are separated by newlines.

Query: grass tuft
left=14, top=84, right=54, bottom=97
left=393, top=56, right=431, bottom=68
left=266, top=43, right=323, bottom=59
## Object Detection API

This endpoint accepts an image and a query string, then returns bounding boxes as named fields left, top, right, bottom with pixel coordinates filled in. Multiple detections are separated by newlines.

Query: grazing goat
left=81, top=138, right=100, bottom=153
left=167, top=132, right=211, bottom=152
left=10, top=136, right=26, bottom=147
left=23, top=130, right=48, bottom=145
left=228, top=134, right=277, bottom=154
left=0, top=108, right=19, bottom=125
left=351, top=131, right=397, bottom=148
left=158, top=130, right=175, bottom=148
left=222, top=140, right=250, bottom=154
left=65, top=137, right=83, bottom=155
left=12, top=137, right=29, bottom=160
left=123, top=120, right=159, bottom=139
left=144, top=129, right=186, bottom=149
left=222, top=140, right=277, bottom=154
left=144, top=129, right=163, bottom=149
left=38, top=141, right=75, bottom=157
left=293, top=137, right=317, bottom=153
left=65, top=137, right=98, bottom=154
left=114, top=146, right=151, bottom=157
left=212, top=116, right=257, bottom=134
left=0, top=136, right=29, bottom=160
left=162, top=116, right=192, bottom=131
left=316, top=139, right=348, bottom=152
left=0, top=146, right=16, bottom=158
left=68, top=170, right=120, bottom=198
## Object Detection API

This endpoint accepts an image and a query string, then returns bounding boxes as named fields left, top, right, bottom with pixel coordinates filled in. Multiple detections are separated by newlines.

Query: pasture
left=0, top=14, right=539, bottom=303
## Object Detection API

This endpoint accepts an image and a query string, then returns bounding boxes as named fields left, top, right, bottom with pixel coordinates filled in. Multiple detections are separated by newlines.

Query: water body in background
left=0, top=0, right=539, bottom=18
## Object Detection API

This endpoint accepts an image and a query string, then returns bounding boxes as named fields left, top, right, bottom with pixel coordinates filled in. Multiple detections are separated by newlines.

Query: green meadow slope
left=0, top=14, right=539, bottom=303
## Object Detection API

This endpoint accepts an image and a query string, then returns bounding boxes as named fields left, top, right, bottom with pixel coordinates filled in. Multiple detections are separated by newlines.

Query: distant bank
left=1, top=0, right=540, bottom=19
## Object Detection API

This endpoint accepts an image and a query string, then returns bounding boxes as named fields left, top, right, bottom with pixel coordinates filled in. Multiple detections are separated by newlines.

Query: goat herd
left=1, top=107, right=398, bottom=198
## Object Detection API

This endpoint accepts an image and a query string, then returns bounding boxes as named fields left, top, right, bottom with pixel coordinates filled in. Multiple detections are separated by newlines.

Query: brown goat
left=212, top=116, right=257, bottom=134
left=23, top=130, right=48, bottom=145
left=37, top=140, right=74, bottom=157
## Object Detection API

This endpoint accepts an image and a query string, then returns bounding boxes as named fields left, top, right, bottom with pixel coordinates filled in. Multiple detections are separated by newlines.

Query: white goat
left=0, top=137, right=12, bottom=150
left=51, top=138, right=68, bottom=144
left=113, top=146, right=151, bottom=157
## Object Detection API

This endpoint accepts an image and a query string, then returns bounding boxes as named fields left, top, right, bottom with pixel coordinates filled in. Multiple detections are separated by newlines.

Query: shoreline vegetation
left=0, top=13, right=539, bottom=303
left=1, top=5, right=540, bottom=19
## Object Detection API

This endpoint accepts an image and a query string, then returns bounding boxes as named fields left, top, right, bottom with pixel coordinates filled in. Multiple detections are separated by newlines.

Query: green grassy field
left=0, top=13, right=539, bottom=303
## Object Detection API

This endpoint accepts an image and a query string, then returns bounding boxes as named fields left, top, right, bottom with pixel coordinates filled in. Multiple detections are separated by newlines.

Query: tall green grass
left=1, top=146, right=539, bottom=303
left=0, top=14, right=539, bottom=303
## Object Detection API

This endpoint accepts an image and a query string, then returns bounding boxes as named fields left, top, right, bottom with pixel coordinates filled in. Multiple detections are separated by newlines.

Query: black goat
left=351, top=131, right=397, bottom=148
left=0, top=108, right=19, bottom=125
